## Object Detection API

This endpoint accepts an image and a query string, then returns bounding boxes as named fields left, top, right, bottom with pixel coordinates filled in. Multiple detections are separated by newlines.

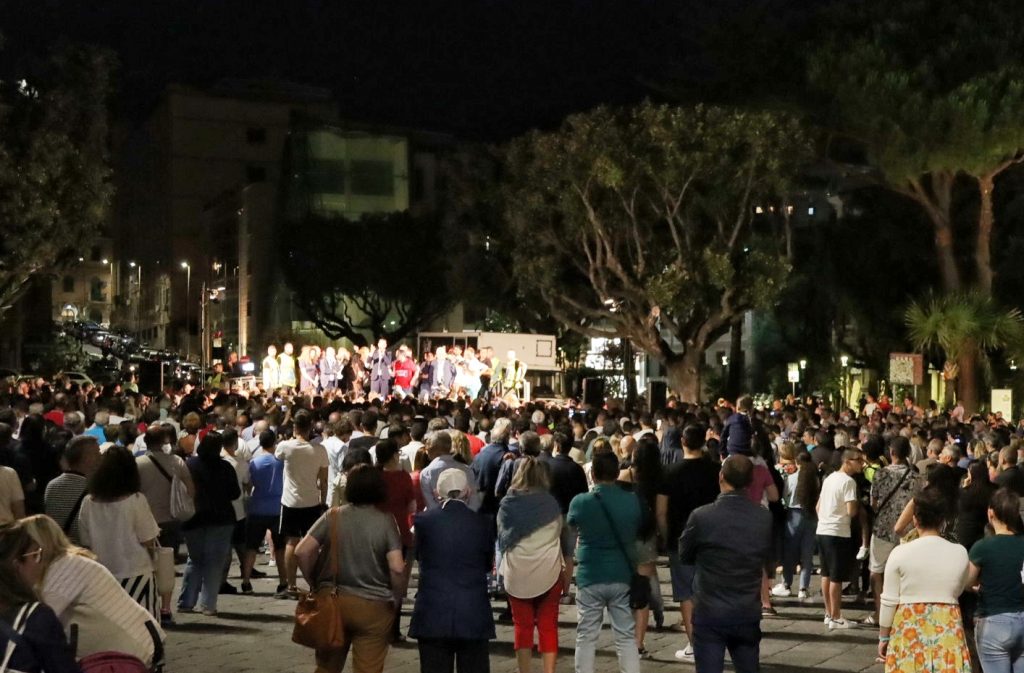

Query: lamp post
left=180, top=262, right=191, bottom=359
left=840, top=355, right=850, bottom=410
left=101, top=258, right=114, bottom=325
left=799, top=358, right=807, bottom=397
left=128, top=262, right=141, bottom=334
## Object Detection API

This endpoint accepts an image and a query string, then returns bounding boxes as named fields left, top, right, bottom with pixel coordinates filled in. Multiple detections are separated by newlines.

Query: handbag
left=151, top=544, right=175, bottom=596
left=593, top=492, right=651, bottom=610
left=292, top=507, right=347, bottom=650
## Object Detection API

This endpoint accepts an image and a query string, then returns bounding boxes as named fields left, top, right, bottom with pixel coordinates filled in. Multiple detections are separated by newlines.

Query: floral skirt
left=886, top=603, right=971, bottom=673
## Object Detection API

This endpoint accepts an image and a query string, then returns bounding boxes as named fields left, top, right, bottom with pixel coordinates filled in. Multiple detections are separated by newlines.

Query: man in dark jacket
left=409, top=468, right=495, bottom=672
left=719, top=396, right=754, bottom=457
left=680, top=454, right=772, bottom=673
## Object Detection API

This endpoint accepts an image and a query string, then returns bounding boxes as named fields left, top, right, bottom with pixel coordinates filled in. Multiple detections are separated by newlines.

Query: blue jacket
left=720, top=412, right=753, bottom=457
left=409, top=501, right=495, bottom=641
left=472, top=442, right=509, bottom=515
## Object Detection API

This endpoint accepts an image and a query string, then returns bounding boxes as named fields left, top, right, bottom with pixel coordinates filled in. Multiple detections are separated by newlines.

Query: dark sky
left=2, top=0, right=705, bottom=139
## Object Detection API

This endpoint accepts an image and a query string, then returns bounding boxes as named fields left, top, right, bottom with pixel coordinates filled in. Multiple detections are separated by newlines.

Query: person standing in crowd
left=324, top=418, right=354, bottom=506
left=680, top=455, right=772, bottom=673
left=275, top=410, right=329, bottom=597
left=772, top=448, right=819, bottom=600
left=0, top=521, right=81, bottom=673
left=368, top=339, right=393, bottom=398
left=78, top=445, right=161, bottom=616
left=878, top=489, right=971, bottom=673
left=816, top=448, right=864, bottom=630
left=179, top=432, right=240, bottom=617
left=966, top=488, right=1024, bottom=672
left=375, top=438, right=417, bottom=642
left=568, top=452, right=642, bottom=673
left=864, top=436, right=919, bottom=626
left=22, top=514, right=165, bottom=666
left=656, top=424, right=721, bottom=660
left=295, top=465, right=405, bottom=673
left=410, top=468, right=494, bottom=673
left=0, top=462, right=25, bottom=524
left=44, top=434, right=101, bottom=545
left=262, top=344, right=280, bottom=390
left=498, top=456, right=570, bottom=673
left=421, top=431, right=479, bottom=510
left=242, top=429, right=288, bottom=597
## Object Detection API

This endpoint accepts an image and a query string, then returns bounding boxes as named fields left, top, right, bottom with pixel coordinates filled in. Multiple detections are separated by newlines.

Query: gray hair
left=491, top=417, right=513, bottom=444
left=425, top=430, right=452, bottom=455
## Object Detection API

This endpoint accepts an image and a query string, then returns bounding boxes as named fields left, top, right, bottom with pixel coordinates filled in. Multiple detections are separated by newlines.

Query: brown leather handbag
left=292, top=507, right=347, bottom=650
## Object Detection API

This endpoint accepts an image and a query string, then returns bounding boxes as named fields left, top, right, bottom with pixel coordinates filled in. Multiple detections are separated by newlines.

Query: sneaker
left=770, top=583, right=792, bottom=598
left=823, top=613, right=832, bottom=625
left=241, top=581, right=253, bottom=595
left=273, top=584, right=290, bottom=600
left=286, top=586, right=301, bottom=600
left=219, top=582, right=238, bottom=595
left=638, top=647, right=652, bottom=659
left=828, top=618, right=852, bottom=630
left=856, top=545, right=869, bottom=561
left=201, top=609, right=217, bottom=617
left=798, top=589, right=809, bottom=600
left=762, top=606, right=778, bottom=617
left=860, top=615, right=878, bottom=626
left=159, top=612, right=174, bottom=627
left=249, top=568, right=268, bottom=579
left=267, top=558, right=277, bottom=567
left=675, top=646, right=694, bottom=660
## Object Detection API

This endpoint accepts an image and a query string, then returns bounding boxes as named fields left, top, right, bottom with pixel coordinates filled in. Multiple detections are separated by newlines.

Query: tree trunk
left=623, top=338, right=638, bottom=409
left=664, top=350, right=703, bottom=404
left=726, top=317, right=744, bottom=398
left=957, top=344, right=979, bottom=415
left=977, top=173, right=995, bottom=294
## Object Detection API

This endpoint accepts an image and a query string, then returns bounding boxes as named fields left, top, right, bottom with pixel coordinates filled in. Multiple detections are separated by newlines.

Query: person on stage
left=368, top=339, right=393, bottom=398
left=262, top=345, right=280, bottom=391
left=278, top=342, right=297, bottom=391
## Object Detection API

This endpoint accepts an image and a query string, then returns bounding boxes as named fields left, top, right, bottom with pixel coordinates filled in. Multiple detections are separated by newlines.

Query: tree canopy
left=502, top=101, right=810, bottom=401
left=0, top=43, right=114, bottom=317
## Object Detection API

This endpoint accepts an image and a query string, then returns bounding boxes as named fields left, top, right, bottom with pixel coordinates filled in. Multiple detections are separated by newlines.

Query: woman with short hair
left=22, top=514, right=164, bottom=665
left=78, top=445, right=161, bottom=617
left=498, top=456, right=571, bottom=673
left=295, top=464, right=405, bottom=673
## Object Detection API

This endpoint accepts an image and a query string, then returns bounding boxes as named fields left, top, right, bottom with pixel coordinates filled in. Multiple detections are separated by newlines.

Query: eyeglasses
left=20, top=548, right=43, bottom=563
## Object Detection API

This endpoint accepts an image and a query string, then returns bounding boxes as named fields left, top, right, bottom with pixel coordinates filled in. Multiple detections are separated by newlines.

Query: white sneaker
left=860, top=615, right=878, bottom=626
left=856, top=545, right=869, bottom=561
left=770, top=583, right=792, bottom=598
left=675, top=645, right=694, bottom=660
left=829, top=618, right=851, bottom=630
left=798, top=589, right=809, bottom=600
left=823, top=612, right=832, bottom=624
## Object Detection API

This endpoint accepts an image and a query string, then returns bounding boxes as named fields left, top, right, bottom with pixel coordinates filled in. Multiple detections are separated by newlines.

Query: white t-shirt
left=0, top=466, right=24, bottom=523
left=42, top=554, right=164, bottom=664
left=322, top=436, right=347, bottom=505
left=815, top=470, right=857, bottom=538
left=79, top=492, right=161, bottom=579
left=275, top=438, right=329, bottom=508
left=399, top=440, right=424, bottom=473
left=220, top=450, right=249, bottom=521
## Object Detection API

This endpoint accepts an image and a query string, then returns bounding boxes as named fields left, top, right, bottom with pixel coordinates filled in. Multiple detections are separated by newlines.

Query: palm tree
left=905, top=292, right=1023, bottom=413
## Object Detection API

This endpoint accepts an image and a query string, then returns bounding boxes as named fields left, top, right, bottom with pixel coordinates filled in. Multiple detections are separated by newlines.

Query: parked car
left=57, top=371, right=94, bottom=387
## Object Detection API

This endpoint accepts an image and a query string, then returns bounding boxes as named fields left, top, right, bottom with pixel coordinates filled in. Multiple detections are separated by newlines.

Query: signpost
left=787, top=362, right=800, bottom=397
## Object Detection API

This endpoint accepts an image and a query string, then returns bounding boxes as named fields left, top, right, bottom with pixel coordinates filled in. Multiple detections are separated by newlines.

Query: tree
left=905, top=292, right=1023, bottom=412
left=0, top=43, right=114, bottom=318
left=501, top=102, right=810, bottom=402
left=280, top=211, right=455, bottom=346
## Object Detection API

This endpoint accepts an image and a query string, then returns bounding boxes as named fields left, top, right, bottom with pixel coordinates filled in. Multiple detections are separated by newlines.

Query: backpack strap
left=0, top=603, right=38, bottom=673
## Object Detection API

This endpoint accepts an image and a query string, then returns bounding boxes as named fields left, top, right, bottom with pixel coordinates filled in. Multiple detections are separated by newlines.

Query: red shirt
left=745, top=462, right=775, bottom=506
left=393, top=359, right=417, bottom=389
left=467, top=432, right=485, bottom=456
left=380, top=469, right=416, bottom=547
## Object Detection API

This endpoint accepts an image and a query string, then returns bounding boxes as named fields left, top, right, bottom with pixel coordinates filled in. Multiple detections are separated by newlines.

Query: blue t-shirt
left=248, top=449, right=284, bottom=517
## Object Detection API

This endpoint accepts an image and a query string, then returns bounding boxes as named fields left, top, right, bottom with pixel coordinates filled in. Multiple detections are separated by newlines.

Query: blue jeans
left=574, top=582, right=639, bottom=673
left=781, top=508, right=816, bottom=591
left=976, top=612, right=1024, bottom=673
left=179, top=524, right=234, bottom=612
left=693, top=621, right=761, bottom=673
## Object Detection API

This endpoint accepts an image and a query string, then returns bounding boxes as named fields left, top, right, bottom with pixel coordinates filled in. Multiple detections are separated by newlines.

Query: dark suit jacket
left=409, top=501, right=495, bottom=641
left=679, top=491, right=772, bottom=626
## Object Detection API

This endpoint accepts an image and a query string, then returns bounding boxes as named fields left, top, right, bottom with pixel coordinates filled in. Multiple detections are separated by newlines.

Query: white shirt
left=42, top=554, right=164, bottom=664
left=275, top=438, right=329, bottom=508
left=322, top=436, right=347, bottom=505
left=879, top=536, right=969, bottom=628
left=79, top=493, right=160, bottom=579
left=220, top=450, right=249, bottom=521
left=399, top=440, right=424, bottom=473
left=815, top=470, right=857, bottom=538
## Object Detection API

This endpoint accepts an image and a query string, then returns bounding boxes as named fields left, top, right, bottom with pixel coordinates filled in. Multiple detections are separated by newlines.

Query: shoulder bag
left=148, top=454, right=195, bottom=522
left=292, top=507, right=347, bottom=650
left=0, top=602, right=38, bottom=673
left=593, top=492, right=650, bottom=610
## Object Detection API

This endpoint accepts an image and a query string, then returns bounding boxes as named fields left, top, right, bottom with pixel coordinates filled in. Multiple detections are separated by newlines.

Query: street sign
left=787, top=363, right=800, bottom=383
left=889, top=353, right=924, bottom=386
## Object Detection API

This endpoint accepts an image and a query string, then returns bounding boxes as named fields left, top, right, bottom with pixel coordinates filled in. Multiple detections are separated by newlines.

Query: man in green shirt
left=567, top=452, right=641, bottom=673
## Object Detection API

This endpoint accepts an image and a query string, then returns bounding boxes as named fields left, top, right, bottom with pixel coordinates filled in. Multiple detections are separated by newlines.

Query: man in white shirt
left=274, top=410, right=328, bottom=596
left=321, top=417, right=353, bottom=506
left=815, top=448, right=864, bottom=629
left=399, top=419, right=427, bottom=473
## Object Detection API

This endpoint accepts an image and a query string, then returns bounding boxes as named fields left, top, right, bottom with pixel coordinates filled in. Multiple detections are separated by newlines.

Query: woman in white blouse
left=77, top=446, right=161, bottom=616
left=878, top=489, right=971, bottom=673
left=23, top=514, right=165, bottom=666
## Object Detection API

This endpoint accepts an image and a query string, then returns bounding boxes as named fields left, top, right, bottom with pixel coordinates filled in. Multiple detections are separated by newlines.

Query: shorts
left=246, top=514, right=286, bottom=550
left=668, top=550, right=696, bottom=602
left=231, top=518, right=247, bottom=546
left=816, top=534, right=854, bottom=580
left=279, top=504, right=325, bottom=539
left=868, top=535, right=897, bottom=575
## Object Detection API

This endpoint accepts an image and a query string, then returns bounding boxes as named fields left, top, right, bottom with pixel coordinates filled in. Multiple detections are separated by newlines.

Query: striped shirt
left=44, top=473, right=88, bottom=544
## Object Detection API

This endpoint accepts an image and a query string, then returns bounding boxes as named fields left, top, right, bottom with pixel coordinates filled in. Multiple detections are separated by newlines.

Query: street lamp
left=128, top=262, right=142, bottom=333
left=101, top=259, right=114, bottom=323
left=180, top=261, right=191, bottom=359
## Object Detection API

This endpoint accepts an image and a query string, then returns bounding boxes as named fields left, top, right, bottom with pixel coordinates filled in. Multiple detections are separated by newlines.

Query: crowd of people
left=2, top=357, right=1024, bottom=673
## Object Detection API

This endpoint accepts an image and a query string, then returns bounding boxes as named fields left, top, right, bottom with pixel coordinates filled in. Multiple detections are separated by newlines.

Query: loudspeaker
left=137, top=361, right=163, bottom=395
left=582, top=378, right=605, bottom=406
left=648, top=380, right=668, bottom=412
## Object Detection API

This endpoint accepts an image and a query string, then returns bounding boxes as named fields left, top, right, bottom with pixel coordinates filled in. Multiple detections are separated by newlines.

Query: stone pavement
left=165, top=559, right=882, bottom=673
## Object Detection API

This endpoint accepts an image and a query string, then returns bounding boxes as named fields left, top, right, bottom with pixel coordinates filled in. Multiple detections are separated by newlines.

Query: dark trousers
left=417, top=638, right=490, bottom=673
left=693, top=621, right=761, bottom=673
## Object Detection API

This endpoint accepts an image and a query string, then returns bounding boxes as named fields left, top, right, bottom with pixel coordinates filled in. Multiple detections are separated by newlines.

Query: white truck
left=416, top=331, right=565, bottom=403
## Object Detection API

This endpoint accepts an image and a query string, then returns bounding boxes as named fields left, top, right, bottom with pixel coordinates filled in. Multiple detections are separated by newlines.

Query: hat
left=436, top=468, right=469, bottom=499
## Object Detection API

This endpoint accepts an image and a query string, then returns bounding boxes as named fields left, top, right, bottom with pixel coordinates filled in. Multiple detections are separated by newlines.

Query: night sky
left=0, top=0, right=819, bottom=139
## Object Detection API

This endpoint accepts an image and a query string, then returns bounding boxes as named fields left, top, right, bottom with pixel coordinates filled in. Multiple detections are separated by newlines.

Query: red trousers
left=508, top=581, right=562, bottom=652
